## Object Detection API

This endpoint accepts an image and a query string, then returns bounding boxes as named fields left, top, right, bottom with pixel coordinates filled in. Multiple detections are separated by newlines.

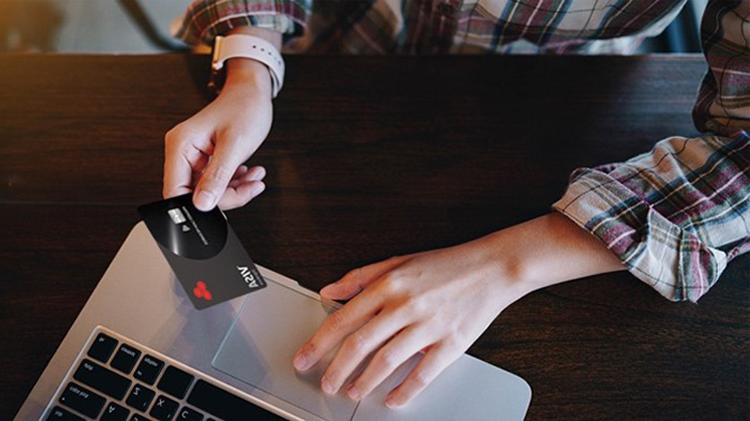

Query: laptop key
left=129, top=414, right=149, bottom=421
left=176, top=407, right=203, bottom=421
left=45, top=405, right=84, bottom=421
left=186, top=379, right=283, bottom=420
left=157, top=366, right=194, bottom=399
left=101, top=401, right=130, bottom=421
left=58, top=382, right=106, bottom=419
left=74, top=358, right=132, bottom=400
left=149, top=394, right=179, bottom=420
left=110, top=344, right=142, bottom=375
left=87, top=333, right=118, bottom=364
left=126, top=383, right=156, bottom=412
left=134, top=355, right=165, bottom=385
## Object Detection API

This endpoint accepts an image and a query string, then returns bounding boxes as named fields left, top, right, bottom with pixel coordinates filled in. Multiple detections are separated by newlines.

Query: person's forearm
left=224, top=27, right=282, bottom=98
left=479, top=212, right=625, bottom=303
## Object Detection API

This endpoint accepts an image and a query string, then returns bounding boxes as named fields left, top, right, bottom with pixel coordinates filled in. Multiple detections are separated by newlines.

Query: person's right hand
left=163, top=58, right=273, bottom=211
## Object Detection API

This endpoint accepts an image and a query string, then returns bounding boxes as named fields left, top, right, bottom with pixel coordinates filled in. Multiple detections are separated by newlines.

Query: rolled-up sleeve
left=553, top=0, right=750, bottom=302
left=174, top=0, right=312, bottom=46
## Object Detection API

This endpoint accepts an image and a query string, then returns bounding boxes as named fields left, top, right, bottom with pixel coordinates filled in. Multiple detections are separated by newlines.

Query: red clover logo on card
left=193, top=280, right=212, bottom=301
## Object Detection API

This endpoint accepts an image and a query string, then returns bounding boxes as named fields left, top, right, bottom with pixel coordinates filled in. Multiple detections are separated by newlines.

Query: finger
left=320, top=309, right=412, bottom=395
left=293, top=290, right=383, bottom=373
left=193, top=138, right=248, bottom=211
left=346, top=324, right=435, bottom=401
left=217, top=180, right=265, bottom=210
left=242, top=165, right=266, bottom=181
left=321, top=256, right=408, bottom=300
left=385, top=342, right=461, bottom=408
left=163, top=130, right=208, bottom=198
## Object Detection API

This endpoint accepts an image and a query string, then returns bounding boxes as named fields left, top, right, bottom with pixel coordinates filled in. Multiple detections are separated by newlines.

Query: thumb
left=193, top=140, right=245, bottom=211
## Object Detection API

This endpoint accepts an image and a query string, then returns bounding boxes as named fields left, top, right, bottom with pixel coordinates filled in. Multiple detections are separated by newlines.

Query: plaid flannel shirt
left=175, top=0, right=750, bottom=302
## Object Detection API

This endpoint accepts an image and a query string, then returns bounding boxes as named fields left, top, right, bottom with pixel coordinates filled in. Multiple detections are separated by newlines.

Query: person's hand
left=293, top=213, right=625, bottom=407
left=293, top=238, right=521, bottom=408
left=163, top=59, right=273, bottom=210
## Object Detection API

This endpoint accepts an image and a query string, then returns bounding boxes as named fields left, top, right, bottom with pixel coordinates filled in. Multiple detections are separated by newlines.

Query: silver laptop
left=16, top=222, right=531, bottom=420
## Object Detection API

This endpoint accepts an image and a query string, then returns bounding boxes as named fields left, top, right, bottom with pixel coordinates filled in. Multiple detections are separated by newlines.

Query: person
left=163, top=0, right=750, bottom=408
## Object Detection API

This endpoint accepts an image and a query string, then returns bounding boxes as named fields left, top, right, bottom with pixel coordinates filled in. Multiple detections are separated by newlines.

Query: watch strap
left=211, top=34, right=285, bottom=98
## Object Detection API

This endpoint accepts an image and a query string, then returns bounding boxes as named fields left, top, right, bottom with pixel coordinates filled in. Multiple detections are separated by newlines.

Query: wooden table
left=1, top=54, right=747, bottom=420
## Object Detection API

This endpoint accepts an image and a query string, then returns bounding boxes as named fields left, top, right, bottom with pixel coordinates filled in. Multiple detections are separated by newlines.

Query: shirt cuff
left=552, top=167, right=727, bottom=303
left=173, top=0, right=310, bottom=46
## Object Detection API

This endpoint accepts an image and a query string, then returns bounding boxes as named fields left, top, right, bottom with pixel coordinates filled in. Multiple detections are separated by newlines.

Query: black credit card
left=138, top=193, right=266, bottom=310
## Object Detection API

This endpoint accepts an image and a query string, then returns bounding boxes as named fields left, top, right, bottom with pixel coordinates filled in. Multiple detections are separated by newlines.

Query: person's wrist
left=225, top=58, right=274, bottom=99
left=474, top=230, right=539, bottom=306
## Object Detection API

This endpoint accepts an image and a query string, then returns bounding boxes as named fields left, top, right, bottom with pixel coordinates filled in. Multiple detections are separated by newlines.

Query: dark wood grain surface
left=0, top=54, right=748, bottom=420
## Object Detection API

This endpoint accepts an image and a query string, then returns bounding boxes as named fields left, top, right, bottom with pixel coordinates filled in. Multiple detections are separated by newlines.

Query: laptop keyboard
left=43, top=327, right=286, bottom=421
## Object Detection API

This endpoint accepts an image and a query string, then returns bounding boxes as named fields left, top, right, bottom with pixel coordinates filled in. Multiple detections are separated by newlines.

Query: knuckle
left=410, top=370, right=430, bottom=388
left=344, top=267, right=362, bottom=282
left=343, top=332, right=367, bottom=356
left=403, top=296, right=428, bottom=316
left=164, top=125, right=185, bottom=145
left=380, top=273, right=403, bottom=295
left=325, top=310, right=346, bottom=332
left=376, top=347, right=398, bottom=371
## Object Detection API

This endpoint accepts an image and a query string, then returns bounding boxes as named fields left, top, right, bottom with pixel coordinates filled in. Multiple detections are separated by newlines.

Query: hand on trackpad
left=212, top=280, right=358, bottom=420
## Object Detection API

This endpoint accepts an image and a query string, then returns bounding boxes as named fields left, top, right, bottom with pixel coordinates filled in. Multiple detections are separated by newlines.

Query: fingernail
left=346, top=384, right=360, bottom=401
left=321, top=376, right=335, bottom=395
left=195, top=190, right=215, bottom=210
left=385, top=395, right=400, bottom=408
left=250, top=166, right=266, bottom=180
left=293, top=353, right=309, bottom=371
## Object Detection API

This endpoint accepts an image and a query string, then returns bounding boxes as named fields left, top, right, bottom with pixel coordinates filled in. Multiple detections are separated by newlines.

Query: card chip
left=167, top=208, right=187, bottom=224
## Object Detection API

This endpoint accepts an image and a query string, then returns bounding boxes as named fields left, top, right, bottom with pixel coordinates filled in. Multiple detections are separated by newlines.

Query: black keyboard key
left=101, top=401, right=130, bottom=421
left=157, top=366, right=194, bottom=399
left=45, top=405, right=84, bottom=421
left=87, top=333, right=118, bottom=364
left=126, top=383, right=156, bottom=412
left=176, top=407, right=203, bottom=421
left=58, top=382, right=106, bottom=418
left=149, top=395, right=179, bottom=420
left=110, top=344, right=142, bottom=375
left=74, top=359, right=132, bottom=400
left=186, top=380, right=282, bottom=420
left=134, top=355, right=165, bottom=385
left=129, top=414, right=149, bottom=421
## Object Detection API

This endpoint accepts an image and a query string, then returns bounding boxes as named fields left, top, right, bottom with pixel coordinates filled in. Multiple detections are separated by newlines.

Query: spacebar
left=186, top=379, right=284, bottom=420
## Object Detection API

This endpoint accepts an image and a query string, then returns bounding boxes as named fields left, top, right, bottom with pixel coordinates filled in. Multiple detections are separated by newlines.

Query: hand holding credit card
left=138, top=193, right=266, bottom=310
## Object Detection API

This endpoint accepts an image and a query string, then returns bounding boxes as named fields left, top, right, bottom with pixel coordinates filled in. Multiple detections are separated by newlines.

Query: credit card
left=138, top=193, right=266, bottom=310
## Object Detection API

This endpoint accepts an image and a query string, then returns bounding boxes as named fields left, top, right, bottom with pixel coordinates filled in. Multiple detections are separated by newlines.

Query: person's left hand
left=292, top=237, right=525, bottom=408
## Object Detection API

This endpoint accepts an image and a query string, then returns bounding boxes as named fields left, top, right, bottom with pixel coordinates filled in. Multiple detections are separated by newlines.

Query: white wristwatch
left=210, top=34, right=285, bottom=98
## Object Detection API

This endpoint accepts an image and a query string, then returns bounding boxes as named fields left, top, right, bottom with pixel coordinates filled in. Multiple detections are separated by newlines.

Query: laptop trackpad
left=211, top=280, right=357, bottom=420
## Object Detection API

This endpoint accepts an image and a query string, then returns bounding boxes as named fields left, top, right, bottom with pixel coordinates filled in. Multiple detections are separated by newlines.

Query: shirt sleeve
left=553, top=0, right=750, bottom=302
left=173, top=0, right=312, bottom=46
